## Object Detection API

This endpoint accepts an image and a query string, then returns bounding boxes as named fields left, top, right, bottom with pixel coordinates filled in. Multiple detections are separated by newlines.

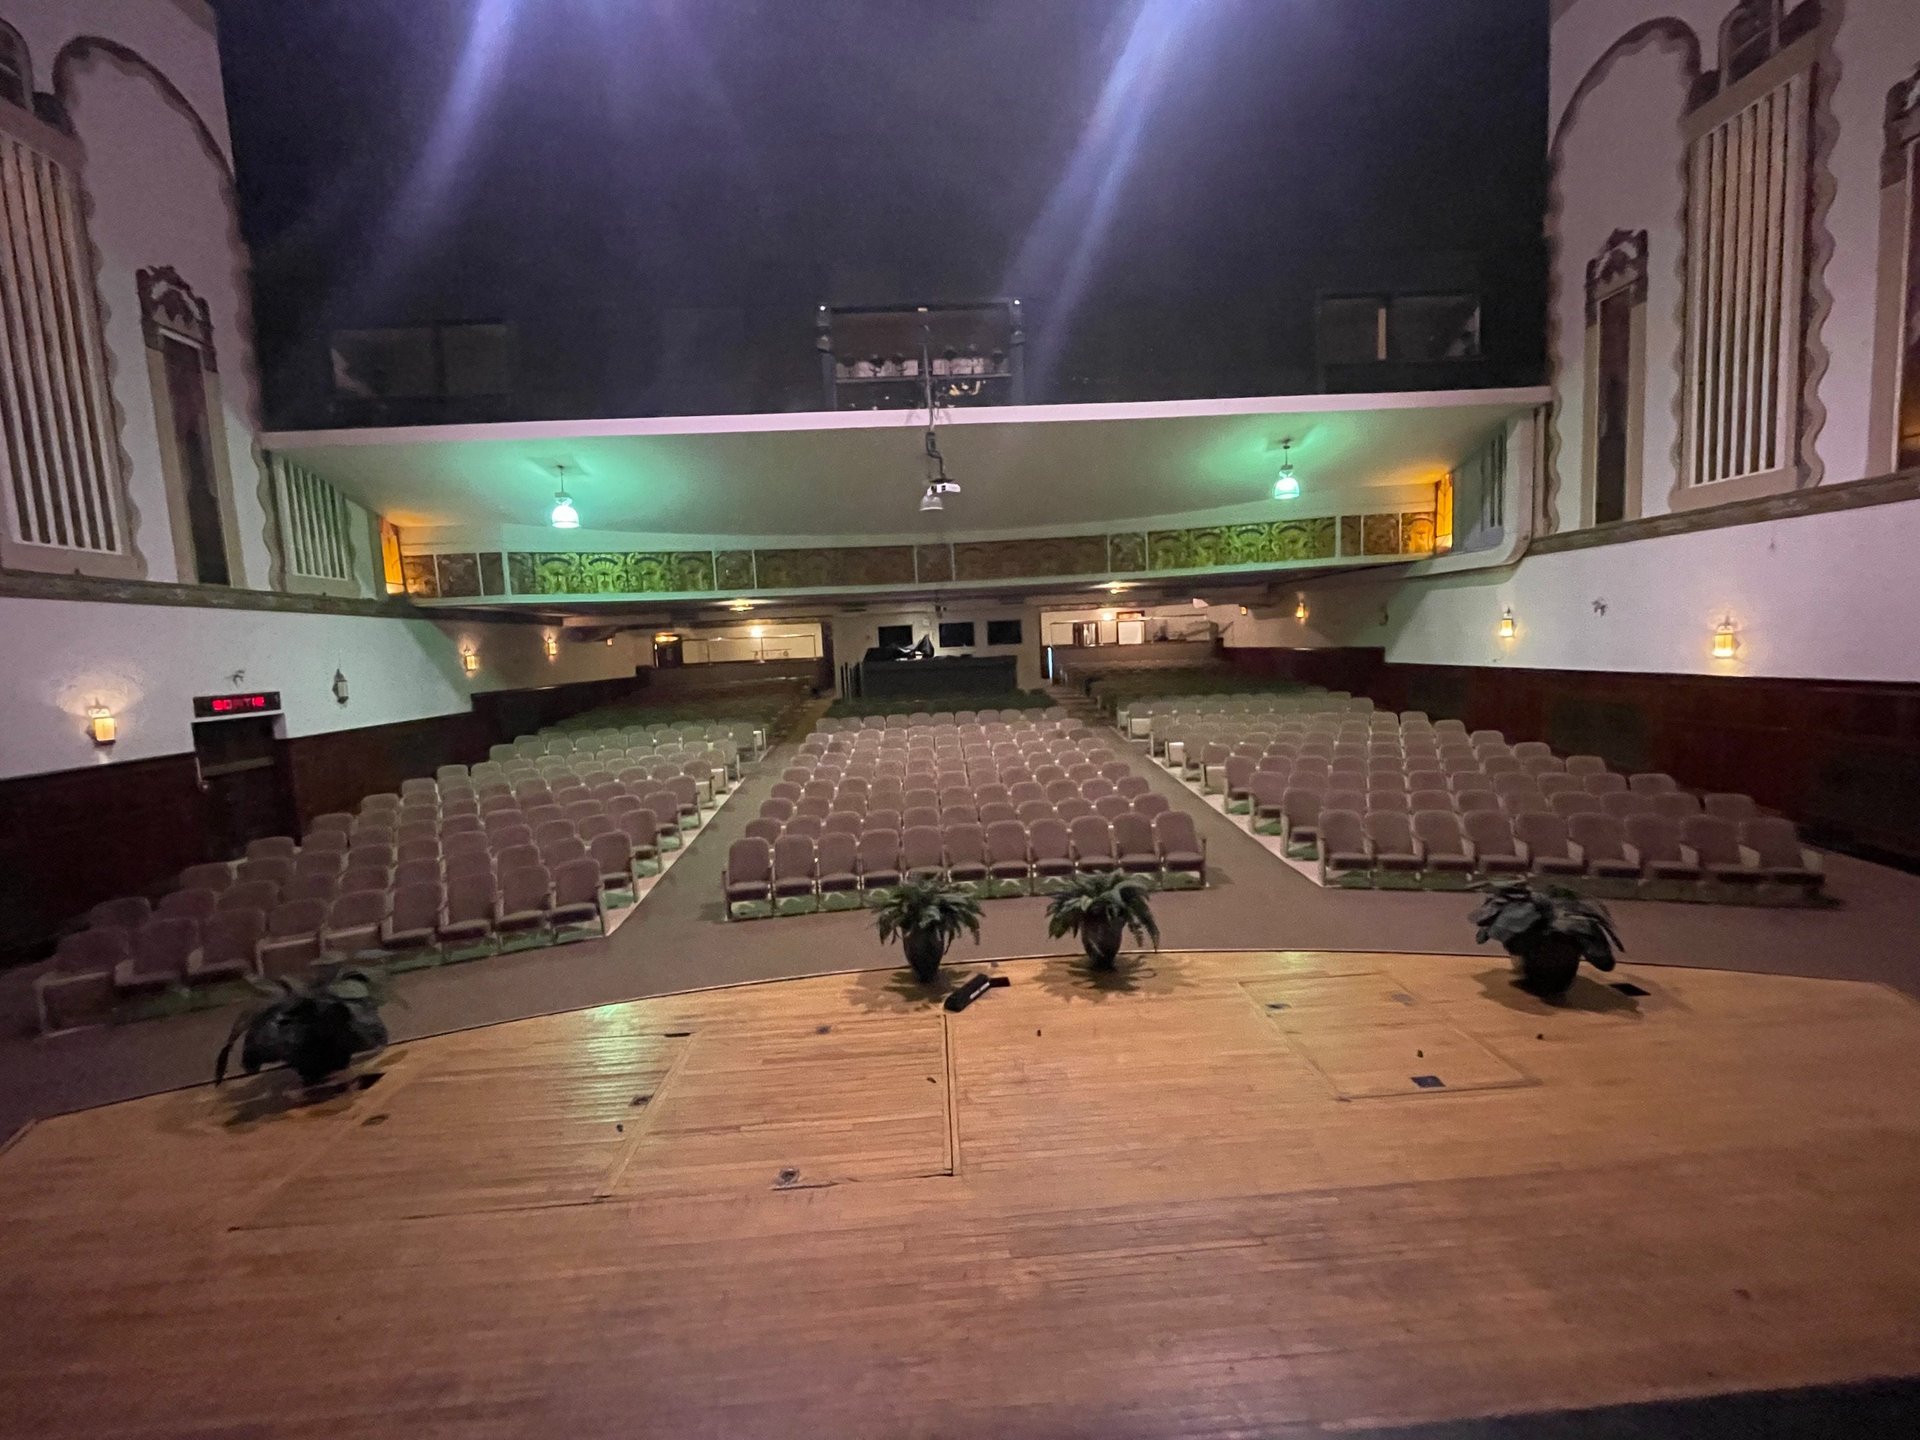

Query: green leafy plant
left=1046, top=870, right=1161, bottom=970
left=1469, top=880, right=1623, bottom=997
left=216, top=969, right=392, bottom=1087
left=873, top=878, right=983, bottom=985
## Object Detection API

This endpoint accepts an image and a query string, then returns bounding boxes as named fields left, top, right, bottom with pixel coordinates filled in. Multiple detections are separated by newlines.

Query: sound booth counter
left=856, top=653, right=1020, bottom=699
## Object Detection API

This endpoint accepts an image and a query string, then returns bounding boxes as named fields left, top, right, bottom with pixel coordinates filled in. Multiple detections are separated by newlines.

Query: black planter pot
left=1512, top=933, right=1583, bottom=998
left=1081, top=917, right=1125, bottom=970
left=289, top=1021, right=361, bottom=1087
left=903, top=930, right=949, bottom=986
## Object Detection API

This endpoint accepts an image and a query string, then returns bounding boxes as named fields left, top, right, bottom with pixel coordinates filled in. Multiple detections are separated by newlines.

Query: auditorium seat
left=1318, top=809, right=1372, bottom=883
left=1280, top=788, right=1322, bottom=850
left=258, top=899, right=329, bottom=978
left=1567, top=812, right=1643, bottom=887
left=549, top=859, right=607, bottom=931
left=1624, top=814, right=1703, bottom=889
left=158, top=887, right=220, bottom=922
left=1513, top=812, right=1585, bottom=877
left=1704, top=793, right=1758, bottom=821
left=1462, top=810, right=1528, bottom=875
left=89, top=895, right=152, bottom=931
left=1600, top=790, right=1653, bottom=819
left=192, top=910, right=263, bottom=985
left=323, top=889, right=389, bottom=957
left=773, top=835, right=819, bottom=914
left=495, top=866, right=555, bottom=941
left=1549, top=791, right=1604, bottom=818
left=1739, top=817, right=1823, bottom=893
left=222, top=879, right=283, bottom=915
left=1029, top=818, right=1075, bottom=888
left=1411, top=811, right=1475, bottom=880
left=1681, top=815, right=1762, bottom=884
left=1153, top=812, right=1206, bottom=883
left=1364, top=811, right=1424, bottom=877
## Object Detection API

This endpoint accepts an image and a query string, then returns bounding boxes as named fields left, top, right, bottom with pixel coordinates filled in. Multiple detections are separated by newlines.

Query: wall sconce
left=461, top=648, right=480, bottom=675
left=85, top=705, right=117, bottom=746
left=1294, top=597, right=1309, bottom=623
left=605, top=635, right=615, bottom=647
left=653, top=632, right=678, bottom=644
left=1498, top=607, right=1516, bottom=640
left=543, top=633, right=559, bottom=661
left=331, top=669, right=349, bottom=705
left=749, top=623, right=766, bottom=638
left=1099, top=609, right=1116, bottom=623
left=1712, top=617, right=1739, bottom=659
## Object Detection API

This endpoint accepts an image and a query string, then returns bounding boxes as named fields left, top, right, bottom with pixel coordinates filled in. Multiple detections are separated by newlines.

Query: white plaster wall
left=1294, top=492, right=1920, bottom=683
left=1820, top=0, right=1920, bottom=481
left=1549, top=0, right=1920, bottom=513
left=1550, top=39, right=1693, bottom=523
left=9, top=2, right=230, bottom=166
left=63, top=47, right=269, bottom=586
left=5, top=3, right=275, bottom=588
left=0, top=594, right=640, bottom=781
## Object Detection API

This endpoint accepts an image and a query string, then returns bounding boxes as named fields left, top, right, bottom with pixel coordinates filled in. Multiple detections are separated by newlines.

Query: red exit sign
left=192, top=690, right=282, bottom=719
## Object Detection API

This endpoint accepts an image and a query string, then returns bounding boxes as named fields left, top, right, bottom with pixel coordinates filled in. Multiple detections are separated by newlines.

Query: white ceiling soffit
left=264, top=387, right=1547, bottom=543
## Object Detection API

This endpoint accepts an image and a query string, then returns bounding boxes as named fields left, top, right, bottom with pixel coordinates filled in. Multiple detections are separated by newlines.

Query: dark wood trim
left=0, top=565, right=554, bottom=624
left=1226, top=646, right=1920, bottom=870
left=1531, top=464, right=1920, bottom=554
left=0, top=674, right=648, bottom=965
left=0, top=753, right=208, bottom=964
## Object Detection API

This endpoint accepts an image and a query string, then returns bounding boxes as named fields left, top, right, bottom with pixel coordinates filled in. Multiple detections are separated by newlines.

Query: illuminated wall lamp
left=461, top=648, right=480, bottom=675
left=1498, top=607, right=1516, bottom=640
left=1294, top=597, right=1309, bottom=623
left=85, top=705, right=117, bottom=746
left=543, top=633, right=559, bottom=661
left=1712, top=617, right=1739, bottom=659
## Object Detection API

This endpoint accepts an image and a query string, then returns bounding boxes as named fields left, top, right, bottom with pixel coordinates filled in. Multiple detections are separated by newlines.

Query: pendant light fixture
left=1272, top=437, right=1300, bottom=500
left=550, top=489, right=580, bottom=529
left=917, top=332, right=960, bottom=515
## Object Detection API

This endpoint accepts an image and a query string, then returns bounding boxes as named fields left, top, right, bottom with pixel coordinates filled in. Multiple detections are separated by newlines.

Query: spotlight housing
left=920, top=487, right=944, bottom=513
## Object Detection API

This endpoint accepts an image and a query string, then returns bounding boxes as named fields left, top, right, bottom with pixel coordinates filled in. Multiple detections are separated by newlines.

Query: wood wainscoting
left=1226, top=647, right=1920, bottom=869
left=0, top=674, right=645, bottom=965
left=0, top=755, right=208, bottom=966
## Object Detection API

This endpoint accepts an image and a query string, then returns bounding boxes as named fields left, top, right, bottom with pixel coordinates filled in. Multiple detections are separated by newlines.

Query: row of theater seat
left=1310, top=807, right=1822, bottom=895
left=1139, top=700, right=1819, bottom=900
left=34, top=707, right=768, bottom=1031
left=814, top=708, right=1058, bottom=731
left=724, top=812, right=1208, bottom=918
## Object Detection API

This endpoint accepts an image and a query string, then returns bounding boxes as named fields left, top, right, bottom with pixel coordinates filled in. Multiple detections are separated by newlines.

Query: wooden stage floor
left=3, top=950, right=1918, bottom=1438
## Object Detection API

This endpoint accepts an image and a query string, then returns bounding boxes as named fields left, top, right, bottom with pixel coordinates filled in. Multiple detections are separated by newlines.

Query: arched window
left=139, top=266, right=242, bottom=586
left=1870, top=65, right=1920, bottom=473
left=1674, top=1, right=1827, bottom=507
left=0, top=23, right=27, bottom=109
left=1584, top=230, right=1649, bottom=525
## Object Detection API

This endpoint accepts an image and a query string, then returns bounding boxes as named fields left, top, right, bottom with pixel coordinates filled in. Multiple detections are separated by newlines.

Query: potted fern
left=874, top=877, right=983, bottom=986
left=216, top=969, right=391, bottom=1088
left=1469, top=880, right=1623, bottom=998
left=1046, top=870, right=1160, bottom=970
